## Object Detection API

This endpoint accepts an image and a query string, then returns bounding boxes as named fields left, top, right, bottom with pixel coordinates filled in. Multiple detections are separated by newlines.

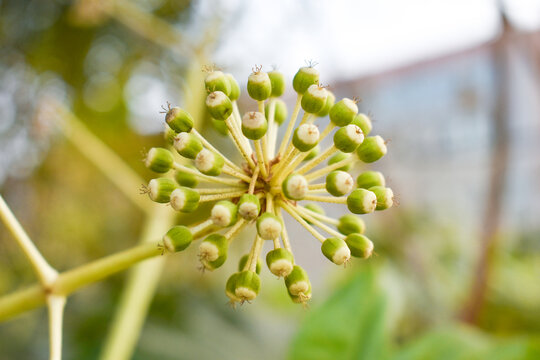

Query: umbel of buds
left=143, top=64, right=393, bottom=306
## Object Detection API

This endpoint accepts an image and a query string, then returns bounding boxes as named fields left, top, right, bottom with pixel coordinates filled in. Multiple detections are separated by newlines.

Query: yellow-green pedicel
left=144, top=64, right=393, bottom=306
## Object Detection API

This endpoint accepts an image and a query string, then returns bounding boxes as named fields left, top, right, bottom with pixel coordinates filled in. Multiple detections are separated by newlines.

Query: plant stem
left=277, top=94, right=302, bottom=159
left=47, top=295, right=66, bottom=360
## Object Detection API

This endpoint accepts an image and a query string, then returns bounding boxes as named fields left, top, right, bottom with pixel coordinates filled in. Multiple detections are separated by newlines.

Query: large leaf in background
left=288, top=266, right=391, bottom=360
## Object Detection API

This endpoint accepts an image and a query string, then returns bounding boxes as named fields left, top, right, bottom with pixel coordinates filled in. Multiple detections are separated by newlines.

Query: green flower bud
left=333, top=124, right=364, bottom=153
left=226, top=73, right=240, bottom=101
left=292, top=124, right=320, bottom=152
left=238, top=254, right=262, bottom=274
left=173, top=132, right=203, bottom=159
left=302, top=203, right=325, bottom=225
left=164, top=124, right=176, bottom=146
left=194, top=149, right=224, bottom=176
left=303, top=144, right=320, bottom=161
left=247, top=70, right=272, bottom=101
left=345, top=233, right=373, bottom=259
left=238, top=194, right=261, bottom=220
left=268, top=70, right=285, bottom=97
left=170, top=187, right=200, bottom=213
left=242, top=111, right=268, bottom=140
left=211, top=117, right=229, bottom=135
left=285, top=265, right=311, bottom=298
left=206, top=91, right=233, bottom=121
left=328, top=151, right=352, bottom=171
left=369, top=186, right=394, bottom=210
left=205, top=71, right=231, bottom=96
left=337, top=214, right=365, bottom=235
left=325, top=170, right=354, bottom=197
left=356, top=171, right=385, bottom=189
left=288, top=285, right=312, bottom=304
left=211, top=200, right=238, bottom=227
left=174, top=165, right=198, bottom=188
left=225, top=272, right=241, bottom=303
left=266, top=248, right=294, bottom=277
left=351, top=113, right=372, bottom=136
left=293, top=66, right=319, bottom=94
left=165, top=107, right=194, bottom=133
left=235, top=270, right=261, bottom=302
left=145, top=147, right=174, bottom=173
left=321, top=237, right=351, bottom=265
left=162, top=225, right=193, bottom=252
left=147, top=178, right=177, bottom=203
left=256, top=212, right=282, bottom=240
left=356, top=135, right=387, bottom=163
left=301, top=84, right=328, bottom=114
left=329, top=98, right=358, bottom=126
left=282, top=173, right=308, bottom=200
left=266, top=99, right=288, bottom=125
left=316, top=91, right=335, bottom=117
left=347, top=188, right=377, bottom=214
left=199, top=233, right=228, bottom=270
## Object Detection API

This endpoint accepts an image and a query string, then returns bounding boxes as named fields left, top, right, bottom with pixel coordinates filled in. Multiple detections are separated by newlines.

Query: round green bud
left=316, top=91, right=335, bottom=117
left=238, top=194, right=261, bottom=220
left=226, top=73, right=241, bottom=101
left=337, top=214, right=366, bottom=235
left=369, top=186, right=394, bottom=210
left=206, top=91, right=233, bottom=121
left=268, top=70, right=285, bottom=97
left=211, top=117, right=229, bottom=135
left=266, top=248, right=294, bottom=277
left=288, top=285, right=312, bottom=304
left=162, top=225, right=193, bottom=252
left=266, top=99, right=288, bottom=125
left=242, top=111, right=268, bottom=140
left=194, top=149, right=224, bottom=176
left=163, top=124, right=176, bottom=146
left=145, top=147, right=174, bottom=173
left=238, top=254, right=262, bottom=274
left=198, top=233, right=228, bottom=270
left=285, top=265, right=311, bottom=297
left=147, top=178, right=177, bottom=203
left=356, top=171, right=385, bottom=189
left=293, top=66, right=319, bottom=94
left=173, top=132, right=203, bottom=159
left=333, top=124, right=364, bottom=153
left=282, top=173, right=308, bottom=200
left=165, top=107, right=194, bottom=133
left=345, top=233, right=373, bottom=259
left=329, top=98, right=358, bottom=126
left=351, top=113, right=372, bottom=136
left=301, top=84, right=328, bottom=114
left=235, top=270, right=261, bottom=302
left=347, top=188, right=377, bottom=214
left=170, top=187, right=200, bottom=213
left=174, top=165, right=198, bottom=188
left=211, top=200, right=238, bottom=227
left=356, top=135, right=387, bottom=163
left=225, top=272, right=241, bottom=303
left=321, top=237, right=351, bottom=265
left=302, top=203, right=325, bottom=225
left=328, top=151, right=352, bottom=171
left=256, top=212, right=282, bottom=240
left=326, top=170, right=354, bottom=197
left=303, top=144, right=320, bottom=161
left=205, top=71, right=231, bottom=96
left=292, top=124, right=320, bottom=152
left=247, top=71, right=272, bottom=101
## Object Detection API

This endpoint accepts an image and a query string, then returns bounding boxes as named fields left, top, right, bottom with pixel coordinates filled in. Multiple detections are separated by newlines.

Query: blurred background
left=1, top=0, right=539, bottom=359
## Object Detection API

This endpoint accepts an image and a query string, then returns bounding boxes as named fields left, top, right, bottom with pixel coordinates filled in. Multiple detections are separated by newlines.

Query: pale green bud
left=211, top=200, right=238, bottom=227
left=285, top=265, right=311, bottom=297
left=266, top=248, right=294, bottom=277
left=235, top=270, right=261, bottom=301
left=147, top=178, right=177, bottom=203
left=316, top=91, right=335, bottom=117
left=356, top=171, right=385, bottom=189
left=225, top=272, right=241, bottom=303
left=242, top=111, right=268, bottom=140
left=199, top=233, right=228, bottom=270
left=238, top=254, right=262, bottom=274
left=345, top=233, right=373, bottom=259
left=170, top=187, right=200, bottom=213
left=347, top=188, right=377, bottom=214
left=301, top=84, right=328, bottom=114
left=206, top=91, right=233, bottom=121
left=145, top=147, right=174, bottom=173
left=247, top=71, right=272, bottom=101
left=165, top=107, right=194, bottom=133
left=329, top=98, right=358, bottom=126
left=337, top=214, right=365, bottom=235
left=163, top=124, right=176, bottom=146
left=205, top=71, right=231, bottom=96
left=328, top=151, right=352, bottom=171
left=293, top=66, right=319, bottom=94
left=293, top=124, right=319, bottom=152
left=174, top=165, right=198, bottom=188
left=238, top=194, right=261, bottom=220
left=266, top=99, right=288, bottom=125
left=302, top=203, right=325, bottom=225
left=256, top=212, right=282, bottom=240
left=268, top=70, right=285, bottom=97
left=325, top=170, right=354, bottom=197
left=303, top=144, right=320, bottom=161
left=194, top=149, right=224, bottom=176
left=369, top=186, right=394, bottom=210
left=356, top=135, right=387, bottom=163
left=351, top=113, right=372, bottom=136
left=226, top=73, right=241, bottom=101
left=173, top=132, right=203, bottom=159
left=321, top=237, right=351, bottom=265
left=333, top=124, right=364, bottom=153
left=288, top=286, right=312, bottom=304
left=162, top=225, right=193, bottom=252
left=282, top=173, right=308, bottom=200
